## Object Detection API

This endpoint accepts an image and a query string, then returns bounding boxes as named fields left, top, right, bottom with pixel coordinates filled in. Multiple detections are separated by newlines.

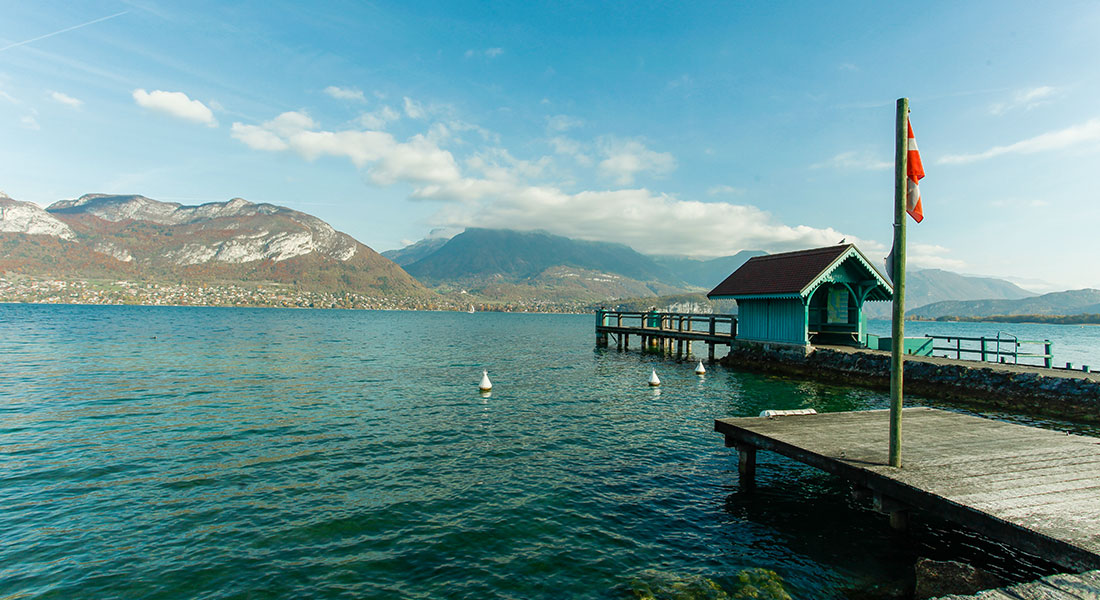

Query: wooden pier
left=595, top=310, right=736, bottom=361
left=715, top=408, right=1100, bottom=573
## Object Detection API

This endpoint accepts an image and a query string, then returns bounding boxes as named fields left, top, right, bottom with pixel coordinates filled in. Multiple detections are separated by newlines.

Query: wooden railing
left=595, top=310, right=737, bottom=360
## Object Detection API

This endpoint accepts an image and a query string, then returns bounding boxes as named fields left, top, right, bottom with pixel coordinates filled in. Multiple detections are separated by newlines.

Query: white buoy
left=479, top=370, right=493, bottom=392
left=648, top=369, right=661, bottom=387
left=694, top=361, right=706, bottom=375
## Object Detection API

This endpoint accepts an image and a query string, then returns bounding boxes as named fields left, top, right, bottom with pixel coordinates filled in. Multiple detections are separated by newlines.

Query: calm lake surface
left=2, top=305, right=1097, bottom=599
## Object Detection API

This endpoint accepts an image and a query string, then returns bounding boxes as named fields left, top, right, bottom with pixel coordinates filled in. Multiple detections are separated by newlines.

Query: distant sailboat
left=468, top=304, right=475, bottom=313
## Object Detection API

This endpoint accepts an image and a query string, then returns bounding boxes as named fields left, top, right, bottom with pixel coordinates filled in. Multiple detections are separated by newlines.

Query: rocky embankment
left=721, top=343, right=1100, bottom=422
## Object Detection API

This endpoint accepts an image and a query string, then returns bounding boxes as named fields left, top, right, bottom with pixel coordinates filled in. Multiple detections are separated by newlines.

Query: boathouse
left=707, top=244, right=892, bottom=348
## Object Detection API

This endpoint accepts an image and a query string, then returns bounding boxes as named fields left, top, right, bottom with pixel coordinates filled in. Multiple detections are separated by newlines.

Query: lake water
left=2, top=305, right=1096, bottom=599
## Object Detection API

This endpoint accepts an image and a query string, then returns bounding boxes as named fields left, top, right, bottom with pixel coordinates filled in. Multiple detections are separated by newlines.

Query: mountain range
left=0, top=192, right=428, bottom=298
left=909, top=288, right=1100, bottom=319
left=3, top=190, right=1083, bottom=315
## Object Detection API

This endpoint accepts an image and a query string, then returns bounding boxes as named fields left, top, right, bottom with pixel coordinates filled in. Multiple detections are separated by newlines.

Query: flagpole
left=889, top=97, right=909, bottom=468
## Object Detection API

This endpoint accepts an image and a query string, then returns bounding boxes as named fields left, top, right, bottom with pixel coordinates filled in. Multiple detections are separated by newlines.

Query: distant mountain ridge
left=4, top=188, right=1059, bottom=311
left=382, top=237, right=450, bottom=267
left=910, top=288, right=1100, bottom=318
left=0, top=192, right=427, bottom=297
left=390, top=229, right=1047, bottom=309
left=404, top=228, right=684, bottom=283
left=906, top=269, right=1034, bottom=307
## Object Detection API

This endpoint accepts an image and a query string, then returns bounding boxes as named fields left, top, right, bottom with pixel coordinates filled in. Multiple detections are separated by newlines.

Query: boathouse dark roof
left=707, top=244, right=891, bottom=299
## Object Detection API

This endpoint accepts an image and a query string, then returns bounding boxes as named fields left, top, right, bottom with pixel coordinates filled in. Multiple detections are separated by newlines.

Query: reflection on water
left=0, top=305, right=1086, bottom=599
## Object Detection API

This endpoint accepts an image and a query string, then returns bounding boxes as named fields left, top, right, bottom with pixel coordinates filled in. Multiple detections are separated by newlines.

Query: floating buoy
left=648, top=369, right=661, bottom=387
left=479, top=370, right=493, bottom=392
left=694, top=361, right=706, bottom=375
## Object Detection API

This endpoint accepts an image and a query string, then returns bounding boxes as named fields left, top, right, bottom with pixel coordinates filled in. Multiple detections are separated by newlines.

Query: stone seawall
left=720, top=342, right=1100, bottom=422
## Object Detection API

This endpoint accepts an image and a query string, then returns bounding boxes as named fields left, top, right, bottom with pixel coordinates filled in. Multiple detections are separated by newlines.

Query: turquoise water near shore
left=2, top=305, right=1095, bottom=599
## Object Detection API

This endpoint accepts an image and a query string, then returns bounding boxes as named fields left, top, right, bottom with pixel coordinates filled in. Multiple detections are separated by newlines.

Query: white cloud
left=287, top=129, right=395, bottom=167
left=549, top=136, right=592, bottom=167
left=403, top=96, right=425, bottom=119
left=597, top=138, right=676, bottom=185
left=324, top=86, right=366, bottom=102
left=421, top=181, right=857, bottom=257
left=230, top=123, right=288, bottom=151
left=811, top=151, right=891, bottom=171
left=266, top=111, right=317, bottom=137
left=707, top=185, right=744, bottom=196
left=465, top=47, right=503, bottom=59
left=907, top=243, right=966, bottom=271
left=466, top=148, right=550, bottom=182
left=132, top=89, right=217, bottom=127
left=360, top=105, right=401, bottom=129
left=546, top=114, right=583, bottom=133
left=20, top=114, right=40, bottom=130
left=230, top=111, right=459, bottom=183
left=989, top=86, right=1058, bottom=116
left=371, top=134, right=462, bottom=184
left=232, top=105, right=869, bottom=259
left=49, top=91, right=83, bottom=108
left=939, top=118, right=1100, bottom=165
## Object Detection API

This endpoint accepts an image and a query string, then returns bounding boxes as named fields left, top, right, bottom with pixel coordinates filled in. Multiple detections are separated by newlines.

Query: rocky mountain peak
left=0, top=193, right=77, bottom=240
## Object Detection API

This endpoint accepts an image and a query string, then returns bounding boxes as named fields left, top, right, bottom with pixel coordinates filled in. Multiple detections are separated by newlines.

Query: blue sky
left=3, top=1, right=1100, bottom=291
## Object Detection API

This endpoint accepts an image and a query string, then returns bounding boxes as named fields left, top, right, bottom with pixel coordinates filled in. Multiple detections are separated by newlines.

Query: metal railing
left=925, top=332, right=1053, bottom=368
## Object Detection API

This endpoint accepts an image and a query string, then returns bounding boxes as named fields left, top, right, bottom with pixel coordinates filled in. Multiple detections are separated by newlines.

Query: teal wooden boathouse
left=707, top=244, right=892, bottom=348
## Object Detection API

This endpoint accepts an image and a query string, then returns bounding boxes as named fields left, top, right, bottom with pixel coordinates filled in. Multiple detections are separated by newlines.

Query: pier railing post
left=595, top=308, right=608, bottom=347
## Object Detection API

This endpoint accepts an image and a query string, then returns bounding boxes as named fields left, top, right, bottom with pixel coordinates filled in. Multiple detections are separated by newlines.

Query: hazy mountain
left=910, top=289, right=1100, bottom=318
left=862, top=268, right=1037, bottom=318
left=381, top=236, right=450, bottom=266
left=0, top=192, right=428, bottom=297
left=653, top=251, right=767, bottom=289
left=906, top=268, right=1034, bottom=307
left=404, top=228, right=686, bottom=287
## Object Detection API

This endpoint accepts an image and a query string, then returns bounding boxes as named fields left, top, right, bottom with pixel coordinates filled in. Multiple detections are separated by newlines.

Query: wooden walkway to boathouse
left=595, top=310, right=736, bottom=361
left=715, top=408, right=1100, bottom=573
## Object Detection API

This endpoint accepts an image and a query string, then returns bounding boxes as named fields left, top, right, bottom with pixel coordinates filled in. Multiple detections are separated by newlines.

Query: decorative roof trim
left=708, top=293, right=803, bottom=301
left=799, top=245, right=893, bottom=298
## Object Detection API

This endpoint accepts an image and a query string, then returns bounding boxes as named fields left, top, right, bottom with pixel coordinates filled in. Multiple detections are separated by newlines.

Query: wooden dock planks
left=714, top=408, right=1100, bottom=572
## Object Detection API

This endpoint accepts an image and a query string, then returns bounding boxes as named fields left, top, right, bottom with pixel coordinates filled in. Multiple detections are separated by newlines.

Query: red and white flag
left=907, top=119, right=924, bottom=223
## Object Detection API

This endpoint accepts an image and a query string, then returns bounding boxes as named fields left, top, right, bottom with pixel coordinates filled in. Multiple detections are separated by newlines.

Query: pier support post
left=708, top=343, right=715, bottom=362
left=676, top=339, right=683, bottom=359
left=596, top=332, right=608, bottom=347
left=874, top=493, right=909, bottom=531
left=738, top=446, right=756, bottom=484
left=624, top=334, right=629, bottom=350
left=617, top=334, right=623, bottom=351
left=725, top=436, right=756, bottom=485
